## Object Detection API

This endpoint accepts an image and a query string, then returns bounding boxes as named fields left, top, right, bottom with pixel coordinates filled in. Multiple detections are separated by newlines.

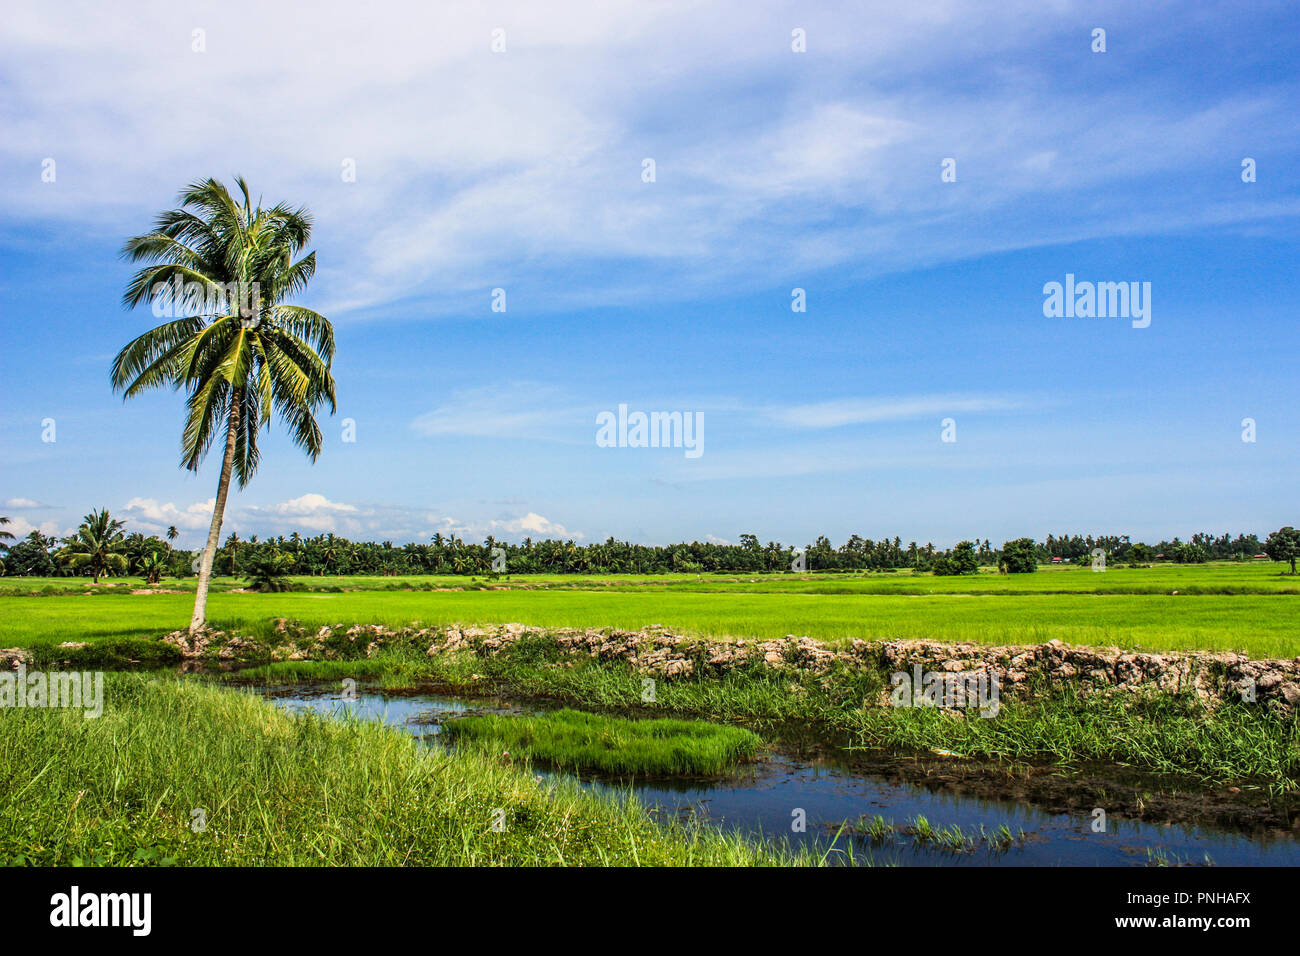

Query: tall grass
left=0, top=673, right=815, bottom=866
left=443, top=709, right=763, bottom=776
left=842, top=683, right=1300, bottom=787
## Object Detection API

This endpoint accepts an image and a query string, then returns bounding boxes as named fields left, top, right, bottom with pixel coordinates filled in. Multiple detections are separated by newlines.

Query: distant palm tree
left=244, top=551, right=295, bottom=593
left=139, top=551, right=167, bottom=585
left=111, top=177, right=336, bottom=632
left=57, top=509, right=128, bottom=583
left=321, top=534, right=342, bottom=573
left=0, top=516, right=13, bottom=550
left=166, top=525, right=179, bottom=548
left=224, top=532, right=242, bottom=576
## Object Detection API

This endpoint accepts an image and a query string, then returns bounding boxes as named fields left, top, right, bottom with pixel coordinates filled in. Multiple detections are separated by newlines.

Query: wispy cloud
left=766, top=394, right=1023, bottom=429
left=410, top=383, right=586, bottom=440
left=3, top=497, right=44, bottom=509
left=234, top=494, right=584, bottom=542
left=4, top=1, right=1294, bottom=317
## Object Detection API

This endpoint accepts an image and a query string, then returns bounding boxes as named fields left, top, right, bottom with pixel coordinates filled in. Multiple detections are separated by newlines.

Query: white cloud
left=767, top=395, right=1022, bottom=429
left=178, top=494, right=589, bottom=543
left=123, top=497, right=215, bottom=531
left=2, top=516, right=61, bottom=538
left=490, top=512, right=583, bottom=540
left=3, top=497, right=43, bottom=509
left=424, top=514, right=467, bottom=536
left=414, top=511, right=584, bottom=541
left=261, top=493, right=358, bottom=517
left=246, top=493, right=360, bottom=533
left=688, top=103, right=911, bottom=199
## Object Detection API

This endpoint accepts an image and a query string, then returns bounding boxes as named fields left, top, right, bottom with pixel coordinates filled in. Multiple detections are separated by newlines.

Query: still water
left=261, top=681, right=1300, bottom=867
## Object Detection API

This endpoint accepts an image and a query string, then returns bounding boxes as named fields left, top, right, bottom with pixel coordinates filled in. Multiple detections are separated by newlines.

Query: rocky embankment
left=141, top=619, right=1300, bottom=714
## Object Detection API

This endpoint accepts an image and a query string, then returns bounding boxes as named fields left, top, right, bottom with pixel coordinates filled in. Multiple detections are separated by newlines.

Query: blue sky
left=1, top=0, right=1297, bottom=548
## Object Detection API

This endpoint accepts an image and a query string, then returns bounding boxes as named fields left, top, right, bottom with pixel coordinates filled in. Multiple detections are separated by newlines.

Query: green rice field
left=1, top=562, right=1296, bottom=659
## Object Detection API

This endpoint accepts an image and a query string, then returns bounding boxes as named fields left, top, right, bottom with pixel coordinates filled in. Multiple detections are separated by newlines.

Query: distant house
left=1254, top=553, right=1269, bottom=559
left=1050, top=556, right=1064, bottom=563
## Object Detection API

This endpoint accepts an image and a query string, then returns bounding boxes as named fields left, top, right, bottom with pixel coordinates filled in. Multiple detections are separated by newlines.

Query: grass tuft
left=442, top=708, right=763, bottom=776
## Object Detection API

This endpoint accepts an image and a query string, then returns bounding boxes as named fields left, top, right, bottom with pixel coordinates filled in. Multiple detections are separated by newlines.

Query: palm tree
left=244, top=551, right=295, bottom=592
left=320, top=533, right=338, bottom=571
left=111, top=177, right=337, bottom=632
left=0, top=516, right=13, bottom=551
left=139, top=551, right=167, bottom=585
left=57, top=509, right=129, bottom=583
left=166, top=525, right=179, bottom=550
left=223, top=532, right=242, bottom=576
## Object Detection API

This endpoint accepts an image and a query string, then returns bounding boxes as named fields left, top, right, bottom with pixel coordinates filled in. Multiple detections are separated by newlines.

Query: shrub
left=999, top=538, right=1038, bottom=574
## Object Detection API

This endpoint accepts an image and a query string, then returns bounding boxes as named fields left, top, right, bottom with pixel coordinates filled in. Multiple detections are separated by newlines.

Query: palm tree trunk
left=190, top=389, right=241, bottom=632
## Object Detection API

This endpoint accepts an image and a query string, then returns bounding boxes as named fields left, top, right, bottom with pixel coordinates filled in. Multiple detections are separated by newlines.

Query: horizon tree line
left=2, top=511, right=1295, bottom=579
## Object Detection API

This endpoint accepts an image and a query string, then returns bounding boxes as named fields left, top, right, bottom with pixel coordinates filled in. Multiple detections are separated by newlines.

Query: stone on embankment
left=1, top=648, right=33, bottom=669
left=149, top=616, right=1300, bottom=715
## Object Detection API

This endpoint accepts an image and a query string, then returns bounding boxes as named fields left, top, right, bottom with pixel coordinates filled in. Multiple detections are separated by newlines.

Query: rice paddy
left=1, top=563, right=1297, bottom=659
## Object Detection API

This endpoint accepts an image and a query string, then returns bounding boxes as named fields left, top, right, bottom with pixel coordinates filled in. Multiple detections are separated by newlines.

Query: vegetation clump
left=244, top=553, right=297, bottom=593
left=998, top=538, right=1039, bottom=574
left=836, top=814, right=1025, bottom=854
left=1264, top=527, right=1300, bottom=575
left=443, top=708, right=763, bottom=776
left=932, top=541, right=979, bottom=576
